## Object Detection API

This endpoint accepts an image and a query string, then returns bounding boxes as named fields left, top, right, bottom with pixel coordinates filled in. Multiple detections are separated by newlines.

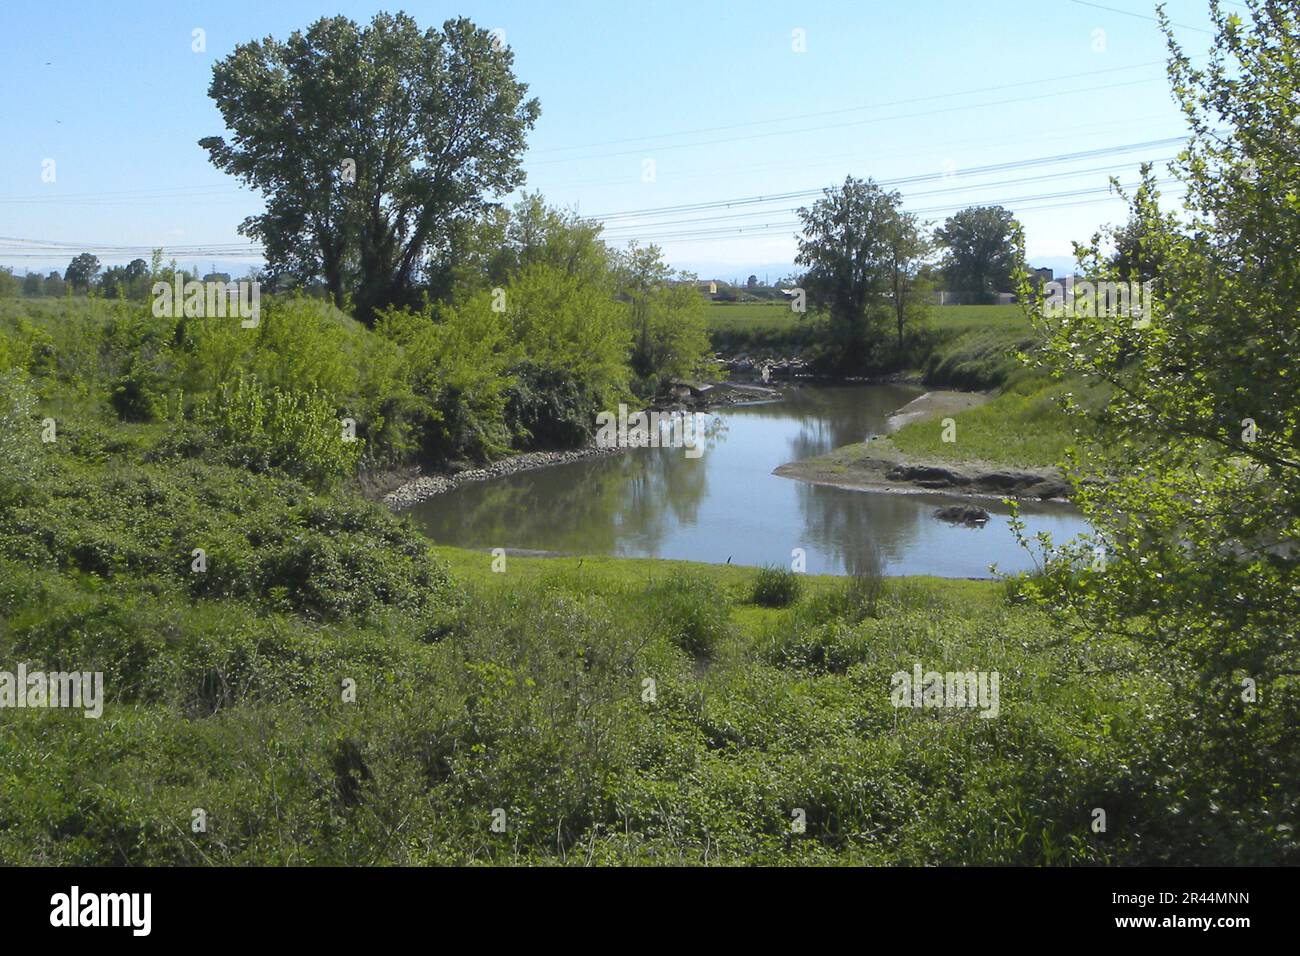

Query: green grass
left=706, top=300, right=805, bottom=333
left=704, top=301, right=1032, bottom=366
left=890, top=375, right=1102, bottom=469
left=749, top=564, right=804, bottom=608
left=926, top=303, right=1030, bottom=334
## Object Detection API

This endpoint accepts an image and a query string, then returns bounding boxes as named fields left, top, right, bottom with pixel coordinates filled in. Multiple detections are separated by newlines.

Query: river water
left=403, top=384, right=1089, bottom=577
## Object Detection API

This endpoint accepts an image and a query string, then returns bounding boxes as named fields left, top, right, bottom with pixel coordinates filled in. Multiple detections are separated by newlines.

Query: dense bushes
left=0, top=453, right=451, bottom=624
left=187, top=372, right=362, bottom=487
left=9, top=534, right=1280, bottom=864
left=504, top=362, right=603, bottom=449
left=0, top=369, right=40, bottom=495
left=0, top=239, right=712, bottom=479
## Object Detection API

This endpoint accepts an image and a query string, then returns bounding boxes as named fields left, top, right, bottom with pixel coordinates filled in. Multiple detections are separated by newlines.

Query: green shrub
left=750, top=565, right=803, bottom=607
left=645, top=572, right=731, bottom=659
left=0, top=369, right=40, bottom=494
left=504, top=362, right=602, bottom=449
left=192, top=372, right=361, bottom=486
left=109, top=361, right=165, bottom=422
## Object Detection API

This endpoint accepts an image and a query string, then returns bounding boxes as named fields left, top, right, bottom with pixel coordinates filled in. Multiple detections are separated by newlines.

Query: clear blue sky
left=0, top=0, right=1223, bottom=280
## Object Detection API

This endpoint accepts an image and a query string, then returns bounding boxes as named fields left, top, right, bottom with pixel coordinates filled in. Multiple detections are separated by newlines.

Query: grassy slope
left=888, top=377, right=1085, bottom=469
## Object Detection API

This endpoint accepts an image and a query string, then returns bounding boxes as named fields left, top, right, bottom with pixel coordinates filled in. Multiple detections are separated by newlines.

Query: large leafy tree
left=935, top=205, right=1018, bottom=304
left=199, top=13, right=540, bottom=323
left=64, top=253, right=100, bottom=292
left=795, top=176, right=910, bottom=366
left=1020, top=0, right=1298, bottom=859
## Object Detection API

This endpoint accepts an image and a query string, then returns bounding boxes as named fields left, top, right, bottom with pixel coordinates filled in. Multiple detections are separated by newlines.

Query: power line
left=595, top=158, right=1174, bottom=236
left=526, top=76, right=1172, bottom=167
left=540, top=113, right=1182, bottom=192
left=626, top=188, right=1187, bottom=245
left=588, top=136, right=1187, bottom=221
left=1065, top=0, right=1215, bottom=35
left=599, top=178, right=1178, bottom=244
left=0, top=139, right=1193, bottom=262
left=529, top=57, right=1182, bottom=155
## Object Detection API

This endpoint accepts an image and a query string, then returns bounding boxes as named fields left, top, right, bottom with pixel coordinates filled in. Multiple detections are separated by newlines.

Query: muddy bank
left=774, top=389, right=1073, bottom=501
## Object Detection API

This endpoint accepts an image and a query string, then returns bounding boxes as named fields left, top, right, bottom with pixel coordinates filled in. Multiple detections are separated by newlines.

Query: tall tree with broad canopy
left=796, top=176, right=916, bottom=368
left=199, top=13, right=540, bottom=323
left=935, top=205, right=1018, bottom=304
left=1016, top=0, right=1299, bottom=859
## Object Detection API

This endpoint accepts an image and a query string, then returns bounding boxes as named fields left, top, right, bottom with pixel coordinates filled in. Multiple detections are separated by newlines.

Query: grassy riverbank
left=888, top=376, right=1099, bottom=471
left=0, top=433, right=1187, bottom=866
left=0, top=294, right=1286, bottom=866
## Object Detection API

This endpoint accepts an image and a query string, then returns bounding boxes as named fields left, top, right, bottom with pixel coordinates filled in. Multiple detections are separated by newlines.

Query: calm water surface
left=404, top=384, right=1089, bottom=577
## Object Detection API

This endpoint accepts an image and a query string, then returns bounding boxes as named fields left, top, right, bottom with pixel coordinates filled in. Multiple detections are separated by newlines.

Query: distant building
left=666, top=279, right=719, bottom=296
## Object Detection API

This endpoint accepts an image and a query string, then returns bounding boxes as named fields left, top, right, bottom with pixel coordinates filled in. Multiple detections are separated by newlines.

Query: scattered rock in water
left=933, top=504, right=990, bottom=527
